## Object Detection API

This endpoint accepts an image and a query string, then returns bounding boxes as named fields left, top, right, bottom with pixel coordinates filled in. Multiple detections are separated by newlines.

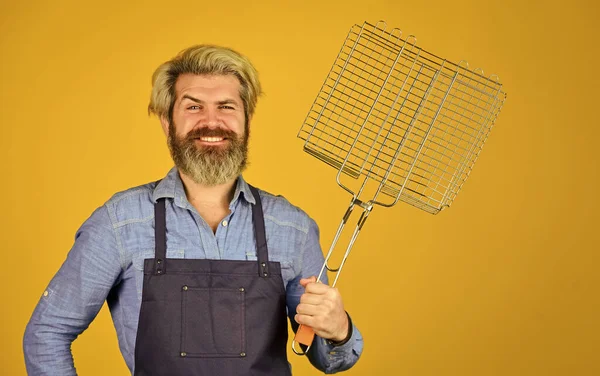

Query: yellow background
left=2, top=0, right=598, bottom=375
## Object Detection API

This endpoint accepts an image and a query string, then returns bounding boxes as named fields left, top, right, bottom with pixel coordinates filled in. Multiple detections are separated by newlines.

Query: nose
left=201, top=106, right=221, bottom=128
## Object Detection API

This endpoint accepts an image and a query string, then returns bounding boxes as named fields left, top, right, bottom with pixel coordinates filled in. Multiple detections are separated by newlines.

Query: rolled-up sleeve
left=23, top=205, right=122, bottom=375
left=286, top=217, right=363, bottom=374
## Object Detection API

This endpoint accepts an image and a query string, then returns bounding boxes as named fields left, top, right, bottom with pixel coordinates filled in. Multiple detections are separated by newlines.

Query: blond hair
left=148, top=45, right=262, bottom=123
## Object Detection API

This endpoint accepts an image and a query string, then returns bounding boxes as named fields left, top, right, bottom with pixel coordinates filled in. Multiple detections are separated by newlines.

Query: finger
left=299, top=293, right=323, bottom=305
left=295, top=314, right=331, bottom=338
left=304, top=281, right=332, bottom=295
left=295, top=303, right=324, bottom=316
left=295, top=313, right=319, bottom=329
left=295, top=309, right=347, bottom=340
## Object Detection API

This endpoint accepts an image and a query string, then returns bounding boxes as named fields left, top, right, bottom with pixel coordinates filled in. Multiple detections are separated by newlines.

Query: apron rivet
left=157, top=270, right=162, bottom=274
left=180, top=352, right=187, bottom=357
left=157, top=259, right=162, bottom=264
left=263, top=272, right=268, bottom=277
left=182, top=286, right=188, bottom=291
left=261, top=262, right=266, bottom=267
left=240, top=352, right=246, bottom=357
left=239, top=287, right=245, bottom=292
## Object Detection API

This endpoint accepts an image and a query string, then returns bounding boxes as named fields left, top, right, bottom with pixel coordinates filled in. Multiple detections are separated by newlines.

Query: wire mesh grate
left=298, top=21, right=506, bottom=214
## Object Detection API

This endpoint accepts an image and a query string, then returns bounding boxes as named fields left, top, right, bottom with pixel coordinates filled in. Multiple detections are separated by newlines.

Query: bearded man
left=23, top=45, right=363, bottom=375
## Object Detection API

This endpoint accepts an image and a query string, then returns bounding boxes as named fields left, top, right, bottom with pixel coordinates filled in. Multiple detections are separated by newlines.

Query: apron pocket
left=180, top=286, right=246, bottom=358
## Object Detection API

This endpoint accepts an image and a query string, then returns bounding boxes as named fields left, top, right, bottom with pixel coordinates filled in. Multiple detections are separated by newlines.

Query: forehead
left=174, top=74, right=242, bottom=101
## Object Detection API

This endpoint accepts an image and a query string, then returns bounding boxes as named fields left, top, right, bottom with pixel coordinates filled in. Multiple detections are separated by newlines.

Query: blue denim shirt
left=23, top=168, right=363, bottom=375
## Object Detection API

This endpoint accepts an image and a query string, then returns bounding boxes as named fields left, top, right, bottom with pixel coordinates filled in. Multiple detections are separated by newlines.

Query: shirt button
left=43, top=291, right=49, bottom=297
left=222, top=220, right=228, bottom=227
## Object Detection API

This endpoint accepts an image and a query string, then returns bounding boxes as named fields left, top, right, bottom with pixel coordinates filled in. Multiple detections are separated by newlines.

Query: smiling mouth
left=196, top=136, right=227, bottom=143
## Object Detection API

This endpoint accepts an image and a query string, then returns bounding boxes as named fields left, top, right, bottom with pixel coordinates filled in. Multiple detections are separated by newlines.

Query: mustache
left=185, top=127, right=237, bottom=140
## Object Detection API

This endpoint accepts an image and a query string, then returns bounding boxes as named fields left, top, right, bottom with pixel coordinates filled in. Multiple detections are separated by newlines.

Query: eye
left=219, top=105, right=235, bottom=110
left=187, top=105, right=200, bottom=110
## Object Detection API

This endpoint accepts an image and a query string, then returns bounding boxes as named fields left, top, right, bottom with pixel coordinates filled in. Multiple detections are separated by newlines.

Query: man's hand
left=295, top=276, right=349, bottom=342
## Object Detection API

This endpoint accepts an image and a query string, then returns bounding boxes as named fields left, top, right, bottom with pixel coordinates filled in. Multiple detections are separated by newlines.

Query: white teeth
left=199, top=137, right=224, bottom=142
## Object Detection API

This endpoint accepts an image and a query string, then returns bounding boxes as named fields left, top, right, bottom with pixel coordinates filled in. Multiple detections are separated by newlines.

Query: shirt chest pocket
left=132, top=249, right=185, bottom=296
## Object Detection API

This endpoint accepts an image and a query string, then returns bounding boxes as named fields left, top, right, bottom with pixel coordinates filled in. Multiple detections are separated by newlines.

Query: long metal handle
left=292, top=200, right=373, bottom=355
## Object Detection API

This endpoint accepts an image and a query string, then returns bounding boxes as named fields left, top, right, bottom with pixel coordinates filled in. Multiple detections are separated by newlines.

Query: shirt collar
left=231, top=173, right=256, bottom=207
left=152, top=167, right=256, bottom=207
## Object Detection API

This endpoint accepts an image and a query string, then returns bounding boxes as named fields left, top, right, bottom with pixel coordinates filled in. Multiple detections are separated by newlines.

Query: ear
left=159, top=116, right=170, bottom=137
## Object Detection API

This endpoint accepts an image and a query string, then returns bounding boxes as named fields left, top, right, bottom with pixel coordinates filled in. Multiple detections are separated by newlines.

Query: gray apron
left=134, top=186, right=292, bottom=375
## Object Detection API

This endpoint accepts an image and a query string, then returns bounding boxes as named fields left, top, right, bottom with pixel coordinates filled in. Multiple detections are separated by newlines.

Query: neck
left=179, top=172, right=238, bottom=209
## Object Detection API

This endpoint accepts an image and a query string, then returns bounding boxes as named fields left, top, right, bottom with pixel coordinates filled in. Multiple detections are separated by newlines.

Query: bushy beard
left=168, top=123, right=249, bottom=186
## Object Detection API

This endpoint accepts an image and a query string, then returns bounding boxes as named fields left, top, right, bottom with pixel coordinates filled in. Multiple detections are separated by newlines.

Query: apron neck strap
left=248, top=185, right=270, bottom=278
left=154, top=198, right=167, bottom=276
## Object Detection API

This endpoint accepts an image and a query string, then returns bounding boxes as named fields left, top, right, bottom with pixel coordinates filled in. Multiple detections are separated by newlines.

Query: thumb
left=299, top=275, right=317, bottom=287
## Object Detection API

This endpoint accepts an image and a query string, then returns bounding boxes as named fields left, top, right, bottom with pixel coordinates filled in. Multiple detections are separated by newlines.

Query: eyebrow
left=181, top=94, right=202, bottom=103
left=181, top=95, right=240, bottom=106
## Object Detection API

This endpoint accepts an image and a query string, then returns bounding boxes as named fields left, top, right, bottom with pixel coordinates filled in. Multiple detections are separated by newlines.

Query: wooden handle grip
left=294, top=324, right=315, bottom=346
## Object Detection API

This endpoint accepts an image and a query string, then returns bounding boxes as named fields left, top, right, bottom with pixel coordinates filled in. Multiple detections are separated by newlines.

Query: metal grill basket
left=298, top=21, right=506, bottom=214
left=292, top=20, right=506, bottom=355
